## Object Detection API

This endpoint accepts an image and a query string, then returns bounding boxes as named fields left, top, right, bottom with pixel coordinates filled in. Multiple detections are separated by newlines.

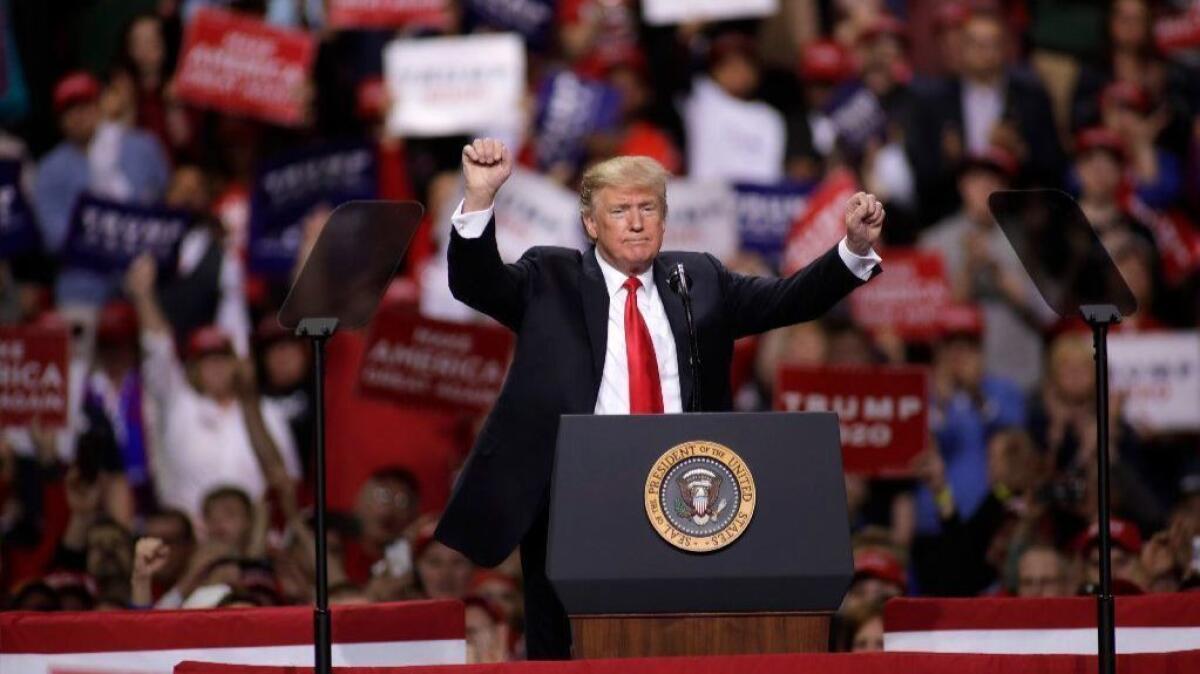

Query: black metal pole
left=1082, top=305, right=1119, bottom=674
left=313, top=333, right=332, bottom=674
left=298, top=317, right=338, bottom=674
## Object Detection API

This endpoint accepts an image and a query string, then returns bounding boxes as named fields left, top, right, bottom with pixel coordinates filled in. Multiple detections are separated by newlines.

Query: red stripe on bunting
left=0, top=600, right=463, bottom=654
left=175, top=649, right=1200, bottom=674
left=884, top=594, right=1200, bottom=632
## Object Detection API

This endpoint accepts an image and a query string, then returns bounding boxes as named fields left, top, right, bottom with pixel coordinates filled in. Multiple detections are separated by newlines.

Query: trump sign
left=775, top=364, right=929, bottom=476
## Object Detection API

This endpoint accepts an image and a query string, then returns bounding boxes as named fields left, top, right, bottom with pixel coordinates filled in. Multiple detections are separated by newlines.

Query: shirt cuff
left=451, top=199, right=495, bottom=239
left=838, top=237, right=882, bottom=281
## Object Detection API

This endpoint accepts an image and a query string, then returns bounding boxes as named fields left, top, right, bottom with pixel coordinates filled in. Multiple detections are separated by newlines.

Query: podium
left=546, top=412, right=852, bottom=659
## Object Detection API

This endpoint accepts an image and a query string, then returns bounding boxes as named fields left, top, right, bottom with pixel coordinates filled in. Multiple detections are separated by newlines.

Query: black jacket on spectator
left=908, top=70, right=1066, bottom=224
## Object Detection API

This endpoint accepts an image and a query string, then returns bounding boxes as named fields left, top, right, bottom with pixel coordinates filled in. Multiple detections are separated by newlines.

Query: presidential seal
left=644, top=440, right=756, bottom=552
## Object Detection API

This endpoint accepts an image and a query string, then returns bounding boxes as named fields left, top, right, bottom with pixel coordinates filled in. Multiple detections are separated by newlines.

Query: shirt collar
left=594, top=248, right=656, bottom=299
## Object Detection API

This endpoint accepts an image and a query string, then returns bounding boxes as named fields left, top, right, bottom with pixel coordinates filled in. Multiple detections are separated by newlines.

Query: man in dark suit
left=434, top=138, right=885, bottom=659
left=907, top=9, right=1065, bottom=224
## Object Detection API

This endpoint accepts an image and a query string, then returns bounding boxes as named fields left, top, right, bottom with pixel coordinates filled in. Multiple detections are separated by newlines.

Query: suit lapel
left=580, top=248, right=609, bottom=393
left=654, top=257, right=694, bottom=411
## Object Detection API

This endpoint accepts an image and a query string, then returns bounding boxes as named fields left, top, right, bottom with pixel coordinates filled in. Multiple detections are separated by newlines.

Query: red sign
left=328, top=0, right=448, bottom=29
left=1156, top=10, right=1200, bottom=54
left=174, top=8, right=316, bottom=127
left=0, top=324, right=69, bottom=427
left=848, top=248, right=951, bottom=340
left=775, top=364, right=929, bottom=476
left=357, top=308, right=513, bottom=413
left=781, top=167, right=859, bottom=275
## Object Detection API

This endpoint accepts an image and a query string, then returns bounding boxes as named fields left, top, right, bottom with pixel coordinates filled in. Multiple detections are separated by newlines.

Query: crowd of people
left=0, top=0, right=1199, bottom=662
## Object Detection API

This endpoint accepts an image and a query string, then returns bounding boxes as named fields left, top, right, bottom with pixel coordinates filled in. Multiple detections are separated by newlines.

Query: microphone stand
left=670, top=263, right=702, bottom=412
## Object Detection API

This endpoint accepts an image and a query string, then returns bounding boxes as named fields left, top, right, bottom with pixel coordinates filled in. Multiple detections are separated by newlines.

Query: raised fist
left=462, top=138, right=513, bottom=212
left=844, top=191, right=885, bottom=256
left=133, top=536, right=170, bottom=581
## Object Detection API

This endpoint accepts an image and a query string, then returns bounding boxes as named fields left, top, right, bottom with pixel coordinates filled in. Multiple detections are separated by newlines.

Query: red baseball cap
left=1076, top=517, right=1143, bottom=555
left=186, top=325, right=234, bottom=360
left=53, top=72, right=101, bottom=114
left=938, top=303, right=985, bottom=340
left=935, top=2, right=971, bottom=31
left=853, top=548, right=907, bottom=591
left=960, top=145, right=1019, bottom=180
left=96, top=301, right=139, bottom=346
left=860, top=14, right=908, bottom=44
left=1101, top=81, right=1151, bottom=115
left=1076, top=127, right=1126, bottom=163
left=799, top=40, right=856, bottom=84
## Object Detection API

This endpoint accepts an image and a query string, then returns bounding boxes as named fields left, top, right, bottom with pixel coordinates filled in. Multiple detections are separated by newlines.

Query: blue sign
left=465, top=0, right=555, bottom=50
left=531, top=70, right=620, bottom=173
left=734, top=181, right=814, bottom=270
left=248, top=141, right=378, bottom=277
left=61, top=193, right=191, bottom=273
left=0, top=160, right=39, bottom=257
left=823, top=82, right=887, bottom=155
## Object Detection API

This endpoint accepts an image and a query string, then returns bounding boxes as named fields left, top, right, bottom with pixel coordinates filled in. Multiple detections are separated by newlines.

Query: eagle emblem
left=645, top=440, right=756, bottom=552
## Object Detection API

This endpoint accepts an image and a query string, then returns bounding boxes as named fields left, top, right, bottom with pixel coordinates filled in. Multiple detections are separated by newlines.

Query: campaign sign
left=463, top=0, right=554, bottom=47
left=1109, top=330, right=1200, bottom=432
left=823, top=83, right=887, bottom=154
left=734, top=181, right=812, bottom=270
left=849, top=249, right=951, bottom=340
left=0, top=324, right=69, bottom=427
left=662, top=179, right=739, bottom=261
left=781, top=168, right=859, bottom=275
left=776, top=364, right=929, bottom=476
left=328, top=0, right=448, bottom=29
left=61, top=194, right=191, bottom=273
left=0, top=159, right=40, bottom=257
left=175, top=7, right=317, bottom=127
left=358, top=307, right=514, bottom=413
left=384, top=33, right=525, bottom=137
left=643, top=0, right=777, bottom=26
left=1156, top=9, right=1200, bottom=54
left=531, top=70, right=620, bottom=173
left=248, top=141, right=378, bottom=276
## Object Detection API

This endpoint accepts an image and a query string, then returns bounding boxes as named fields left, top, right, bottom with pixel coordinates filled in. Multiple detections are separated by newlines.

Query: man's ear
left=581, top=213, right=598, bottom=241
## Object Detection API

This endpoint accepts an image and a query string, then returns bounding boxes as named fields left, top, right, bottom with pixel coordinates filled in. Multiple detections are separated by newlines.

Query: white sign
left=1109, top=330, right=1200, bottom=432
left=421, top=170, right=584, bottom=321
left=683, top=77, right=785, bottom=184
left=662, top=179, right=738, bottom=260
left=643, top=0, right=778, bottom=26
left=384, top=33, right=525, bottom=137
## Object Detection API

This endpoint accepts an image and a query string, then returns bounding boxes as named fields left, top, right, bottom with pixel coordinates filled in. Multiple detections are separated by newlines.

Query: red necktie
left=623, top=277, right=664, bottom=414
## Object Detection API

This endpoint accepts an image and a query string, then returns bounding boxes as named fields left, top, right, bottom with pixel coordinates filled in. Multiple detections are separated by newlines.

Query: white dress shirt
left=450, top=200, right=881, bottom=414
left=962, top=80, right=1005, bottom=156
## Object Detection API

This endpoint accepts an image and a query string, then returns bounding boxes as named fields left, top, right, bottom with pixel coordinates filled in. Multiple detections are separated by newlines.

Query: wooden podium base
left=571, top=613, right=830, bottom=659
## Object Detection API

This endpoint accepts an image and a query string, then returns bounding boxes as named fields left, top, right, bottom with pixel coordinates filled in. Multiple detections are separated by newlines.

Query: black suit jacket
left=908, top=70, right=1065, bottom=224
left=434, top=218, right=876, bottom=567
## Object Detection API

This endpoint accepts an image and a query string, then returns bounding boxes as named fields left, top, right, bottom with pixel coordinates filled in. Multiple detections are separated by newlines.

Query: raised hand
left=133, top=536, right=171, bottom=581
left=124, top=253, right=158, bottom=301
left=462, top=138, right=513, bottom=212
left=844, top=191, right=885, bottom=256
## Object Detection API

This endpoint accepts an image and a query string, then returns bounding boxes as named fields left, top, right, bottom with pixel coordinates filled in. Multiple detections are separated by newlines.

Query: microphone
left=667, top=263, right=701, bottom=412
left=668, top=263, right=693, bottom=295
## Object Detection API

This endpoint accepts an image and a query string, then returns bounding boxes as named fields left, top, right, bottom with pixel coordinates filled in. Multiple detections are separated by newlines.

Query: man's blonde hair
left=578, top=155, right=670, bottom=219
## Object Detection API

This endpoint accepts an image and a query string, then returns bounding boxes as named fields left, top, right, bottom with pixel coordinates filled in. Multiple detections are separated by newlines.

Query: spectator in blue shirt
left=33, top=72, right=169, bottom=307
left=916, top=305, right=1027, bottom=537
